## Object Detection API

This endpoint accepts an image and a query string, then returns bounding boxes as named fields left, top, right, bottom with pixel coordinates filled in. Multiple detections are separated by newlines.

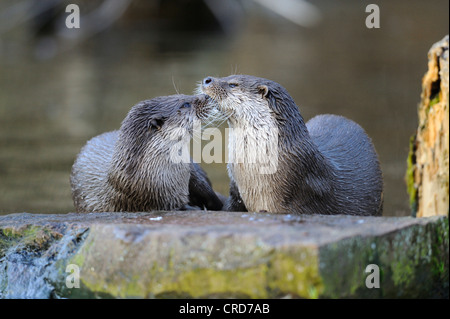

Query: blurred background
left=0, top=0, right=448, bottom=216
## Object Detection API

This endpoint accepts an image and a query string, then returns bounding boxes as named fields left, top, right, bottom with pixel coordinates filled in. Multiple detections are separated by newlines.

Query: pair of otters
left=71, top=75, right=383, bottom=216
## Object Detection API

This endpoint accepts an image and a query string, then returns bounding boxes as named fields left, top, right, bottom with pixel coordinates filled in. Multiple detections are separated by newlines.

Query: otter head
left=200, top=75, right=300, bottom=128
left=115, top=94, right=213, bottom=172
left=120, top=94, right=212, bottom=144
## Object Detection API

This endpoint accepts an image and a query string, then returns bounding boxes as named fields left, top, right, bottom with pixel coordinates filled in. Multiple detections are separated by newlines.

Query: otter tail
left=306, top=114, right=383, bottom=216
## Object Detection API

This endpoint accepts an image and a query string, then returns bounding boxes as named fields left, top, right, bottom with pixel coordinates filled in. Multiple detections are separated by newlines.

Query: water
left=0, top=0, right=448, bottom=216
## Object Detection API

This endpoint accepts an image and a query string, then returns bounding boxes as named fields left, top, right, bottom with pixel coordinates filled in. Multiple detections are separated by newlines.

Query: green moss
left=430, top=218, right=449, bottom=282
left=0, top=230, right=11, bottom=257
left=384, top=219, right=448, bottom=297
left=173, top=266, right=270, bottom=298
left=429, top=94, right=440, bottom=109
left=70, top=248, right=323, bottom=299
left=318, top=218, right=449, bottom=298
left=0, top=225, right=56, bottom=257
left=267, top=250, right=323, bottom=298
left=68, top=251, right=86, bottom=269
left=1, top=225, right=39, bottom=240
left=319, top=237, right=381, bottom=298
left=391, top=259, right=415, bottom=287
left=405, top=134, right=418, bottom=216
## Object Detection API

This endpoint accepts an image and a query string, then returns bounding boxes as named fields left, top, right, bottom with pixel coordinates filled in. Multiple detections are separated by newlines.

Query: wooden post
left=406, top=35, right=449, bottom=217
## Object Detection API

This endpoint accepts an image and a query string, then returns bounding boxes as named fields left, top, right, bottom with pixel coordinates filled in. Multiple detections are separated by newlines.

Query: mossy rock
left=0, top=212, right=448, bottom=298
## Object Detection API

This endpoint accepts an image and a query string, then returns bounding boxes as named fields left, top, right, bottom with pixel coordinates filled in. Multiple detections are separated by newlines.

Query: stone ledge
left=0, top=212, right=448, bottom=298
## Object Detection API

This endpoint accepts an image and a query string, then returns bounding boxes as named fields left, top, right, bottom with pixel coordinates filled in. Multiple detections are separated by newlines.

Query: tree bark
left=407, top=35, right=449, bottom=217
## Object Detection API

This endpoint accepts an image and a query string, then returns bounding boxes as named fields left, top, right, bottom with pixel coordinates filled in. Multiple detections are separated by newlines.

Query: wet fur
left=201, top=75, right=383, bottom=215
left=70, top=94, right=223, bottom=213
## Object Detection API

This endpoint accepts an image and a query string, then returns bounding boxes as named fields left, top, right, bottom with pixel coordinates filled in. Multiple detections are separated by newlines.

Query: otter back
left=306, top=114, right=383, bottom=215
left=71, top=131, right=119, bottom=213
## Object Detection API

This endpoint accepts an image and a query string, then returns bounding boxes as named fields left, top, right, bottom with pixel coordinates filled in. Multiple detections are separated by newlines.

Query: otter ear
left=257, top=85, right=269, bottom=99
left=149, top=117, right=165, bottom=131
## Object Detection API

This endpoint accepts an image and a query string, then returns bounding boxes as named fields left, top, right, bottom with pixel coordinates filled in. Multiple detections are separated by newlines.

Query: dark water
left=0, top=0, right=448, bottom=216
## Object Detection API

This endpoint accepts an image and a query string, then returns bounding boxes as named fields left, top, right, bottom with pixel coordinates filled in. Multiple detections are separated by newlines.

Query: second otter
left=201, top=75, right=383, bottom=216
left=70, top=94, right=223, bottom=213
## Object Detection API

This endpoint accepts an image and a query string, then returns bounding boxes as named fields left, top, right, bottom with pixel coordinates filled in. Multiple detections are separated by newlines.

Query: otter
left=200, top=75, right=383, bottom=216
left=70, top=94, right=224, bottom=213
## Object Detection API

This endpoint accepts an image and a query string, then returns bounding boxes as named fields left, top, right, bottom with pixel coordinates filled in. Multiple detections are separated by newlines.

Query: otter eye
left=181, top=102, right=191, bottom=109
left=229, top=83, right=238, bottom=88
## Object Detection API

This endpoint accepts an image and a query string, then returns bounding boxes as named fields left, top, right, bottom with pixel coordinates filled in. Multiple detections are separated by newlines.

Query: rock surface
left=407, top=35, right=449, bottom=217
left=0, top=211, right=448, bottom=299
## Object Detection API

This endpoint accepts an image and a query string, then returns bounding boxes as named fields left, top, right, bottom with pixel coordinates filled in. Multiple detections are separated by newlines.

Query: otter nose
left=203, top=76, right=214, bottom=87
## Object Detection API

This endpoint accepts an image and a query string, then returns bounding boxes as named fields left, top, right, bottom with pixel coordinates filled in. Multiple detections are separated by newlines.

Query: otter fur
left=70, top=94, right=223, bottom=213
left=201, top=75, right=383, bottom=216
